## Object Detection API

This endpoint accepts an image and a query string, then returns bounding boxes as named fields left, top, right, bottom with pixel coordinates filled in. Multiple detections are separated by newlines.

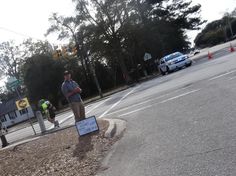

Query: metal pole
left=36, top=111, right=46, bottom=134
left=15, top=87, right=36, bottom=135
left=15, top=87, right=21, bottom=98
left=26, top=110, right=37, bottom=135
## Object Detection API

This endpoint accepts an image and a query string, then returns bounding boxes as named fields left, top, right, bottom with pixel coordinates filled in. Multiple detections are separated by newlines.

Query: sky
left=0, top=0, right=75, bottom=45
left=0, top=0, right=236, bottom=86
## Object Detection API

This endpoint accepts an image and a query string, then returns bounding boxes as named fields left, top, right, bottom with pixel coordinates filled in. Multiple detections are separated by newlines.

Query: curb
left=104, top=118, right=117, bottom=138
left=104, top=118, right=127, bottom=138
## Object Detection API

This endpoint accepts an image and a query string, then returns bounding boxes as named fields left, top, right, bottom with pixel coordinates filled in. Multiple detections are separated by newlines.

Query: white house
left=0, top=98, right=35, bottom=128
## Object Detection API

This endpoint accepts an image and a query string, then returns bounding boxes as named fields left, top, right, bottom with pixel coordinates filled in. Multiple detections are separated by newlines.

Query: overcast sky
left=0, top=0, right=236, bottom=86
left=0, top=0, right=75, bottom=45
left=0, top=0, right=236, bottom=44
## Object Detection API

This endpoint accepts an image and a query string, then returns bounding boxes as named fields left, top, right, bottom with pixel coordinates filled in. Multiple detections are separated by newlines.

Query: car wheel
left=166, top=66, right=170, bottom=74
left=160, top=68, right=166, bottom=75
left=187, top=61, right=192, bottom=67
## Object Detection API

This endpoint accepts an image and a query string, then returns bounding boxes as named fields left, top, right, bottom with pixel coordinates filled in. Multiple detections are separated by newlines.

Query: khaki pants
left=70, top=102, right=85, bottom=122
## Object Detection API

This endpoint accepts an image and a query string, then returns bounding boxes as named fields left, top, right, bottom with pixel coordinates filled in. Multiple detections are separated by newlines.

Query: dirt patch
left=0, top=120, right=119, bottom=176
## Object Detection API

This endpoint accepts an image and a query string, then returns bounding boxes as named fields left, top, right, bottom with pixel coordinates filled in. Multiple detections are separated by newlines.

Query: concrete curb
left=104, top=118, right=117, bottom=138
left=104, top=118, right=127, bottom=138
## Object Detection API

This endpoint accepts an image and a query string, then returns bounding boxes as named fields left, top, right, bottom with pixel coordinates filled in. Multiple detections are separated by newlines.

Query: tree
left=46, top=13, right=103, bottom=97
left=22, top=54, right=65, bottom=106
left=0, top=41, right=23, bottom=79
left=21, top=39, right=54, bottom=58
left=194, top=16, right=236, bottom=47
left=73, top=0, right=135, bottom=83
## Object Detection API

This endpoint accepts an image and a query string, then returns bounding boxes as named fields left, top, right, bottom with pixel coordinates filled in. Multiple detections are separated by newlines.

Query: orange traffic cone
left=230, top=43, right=235, bottom=52
left=208, top=51, right=213, bottom=60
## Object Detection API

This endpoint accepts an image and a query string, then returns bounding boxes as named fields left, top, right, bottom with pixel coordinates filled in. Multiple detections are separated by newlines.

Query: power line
left=0, top=26, right=68, bottom=47
left=0, top=26, right=43, bottom=41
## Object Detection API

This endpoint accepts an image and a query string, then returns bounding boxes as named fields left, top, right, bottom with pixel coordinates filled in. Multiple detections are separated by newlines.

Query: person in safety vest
left=38, top=99, right=59, bottom=128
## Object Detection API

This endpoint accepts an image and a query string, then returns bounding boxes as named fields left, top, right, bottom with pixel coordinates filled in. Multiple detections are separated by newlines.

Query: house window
left=0, top=115, right=7, bottom=122
left=19, top=108, right=28, bottom=115
left=8, top=111, right=17, bottom=120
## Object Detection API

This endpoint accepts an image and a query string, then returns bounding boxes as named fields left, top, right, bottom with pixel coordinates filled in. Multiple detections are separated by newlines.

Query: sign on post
left=15, top=97, right=36, bottom=135
left=75, top=116, right=99, bottom=136
left=16, top=98, right=30, bottom=111
left=144, top=52, right=152, bottom=61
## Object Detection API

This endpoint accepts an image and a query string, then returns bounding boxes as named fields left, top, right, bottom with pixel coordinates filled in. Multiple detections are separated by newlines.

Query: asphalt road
left=96, top=52, right=236, bottom=176
left=3, top=48, right=236, bottom=175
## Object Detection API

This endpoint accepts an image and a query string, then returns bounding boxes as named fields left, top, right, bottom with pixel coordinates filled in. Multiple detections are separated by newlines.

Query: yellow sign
left=16, top=98, right=30, bottom=110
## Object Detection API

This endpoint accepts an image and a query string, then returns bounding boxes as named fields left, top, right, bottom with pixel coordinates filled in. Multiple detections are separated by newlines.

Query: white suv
left=158, top=52, right=192, bottom=75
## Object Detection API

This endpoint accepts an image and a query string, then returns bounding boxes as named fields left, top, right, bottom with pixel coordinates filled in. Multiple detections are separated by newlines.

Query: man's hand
left=66, top=87, right=82, bottom=98
left=73, top=87, right=82, bottom=93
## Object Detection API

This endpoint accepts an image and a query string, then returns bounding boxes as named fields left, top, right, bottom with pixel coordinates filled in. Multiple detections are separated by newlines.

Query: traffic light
left=53, top=50, right=62, bottom=59
left=61, top=47, right=68, bottom=57
left=56, top=50, right=62, bottom=57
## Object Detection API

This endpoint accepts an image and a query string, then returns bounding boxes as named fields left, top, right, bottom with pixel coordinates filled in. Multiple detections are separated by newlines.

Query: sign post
left=6, top=77, right=36, bottom=135
left=143, top=52, right=152, bottom=61
left=16, top=98, right=36, bottom=135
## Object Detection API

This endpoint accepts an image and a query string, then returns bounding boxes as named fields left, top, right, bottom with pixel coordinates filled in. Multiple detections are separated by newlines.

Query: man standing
left=61, top=71, right=85, bottom=122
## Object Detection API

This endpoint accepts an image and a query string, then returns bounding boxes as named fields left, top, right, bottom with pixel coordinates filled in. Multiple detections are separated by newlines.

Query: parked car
left=158, top=52, right=192, bottom=75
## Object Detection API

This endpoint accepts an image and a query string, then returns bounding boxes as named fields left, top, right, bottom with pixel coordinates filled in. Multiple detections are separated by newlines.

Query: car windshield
left=164, top=52, right=183, bottom=62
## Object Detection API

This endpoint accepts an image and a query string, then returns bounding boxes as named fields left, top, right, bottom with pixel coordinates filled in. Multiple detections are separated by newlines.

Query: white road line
left=106, top=95, right=167, bottom=116
left=160, top=89, right=200, bottom=103
left=209, top=70, right=236, bottom=81
left=118, top=89, right=200, bottom=117
left=118, top=105, right=152, bottom=117
left=229, top=76, right=236, bottom=80
left=86, top=97, right=112, bottom=114
left=98, top=85, right=141, bottom=118
left=106, top=86, right=191, bottom=116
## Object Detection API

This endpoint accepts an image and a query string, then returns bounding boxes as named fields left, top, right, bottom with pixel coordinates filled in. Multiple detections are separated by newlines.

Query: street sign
left=6, top=77, right=21, bottom=90
left=75, top=116, right=99, bottom=136
left=16, top=98, right=30, bottom=111
left=7, top=80, right=20, bottom=88
left=144, top=52, right=152, bottom=61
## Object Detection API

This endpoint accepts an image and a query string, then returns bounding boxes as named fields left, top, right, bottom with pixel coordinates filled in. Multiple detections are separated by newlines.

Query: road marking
left=229, top=76, right=236, bottom=80
left=98, top=85, right=141, bottom=118
left=209, top=70, right=236, bottom=81
left=106, top=95, right=166, bottom=116
left=86, top=97, right=112, bottom=114
left=106, top=86, right=192, bottom=116
left=160, top=89, right=200, bottom=103
left=118, top=105, right=152, bottom=117
left=118, top=89, right=200, bottom=117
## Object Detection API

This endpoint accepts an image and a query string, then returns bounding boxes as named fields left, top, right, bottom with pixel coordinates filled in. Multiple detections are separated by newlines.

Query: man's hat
left=64, top=70, right=71, bottom=75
